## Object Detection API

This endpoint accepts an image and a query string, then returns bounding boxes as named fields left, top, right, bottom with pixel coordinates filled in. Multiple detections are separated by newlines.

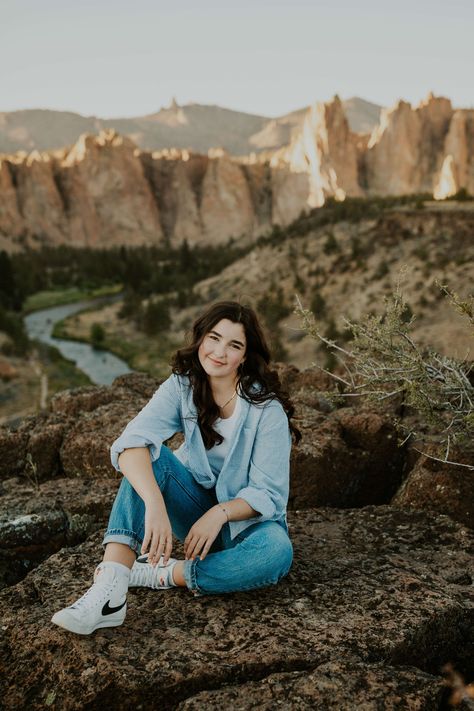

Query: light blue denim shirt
left=110, top=372, right=292, bottom=540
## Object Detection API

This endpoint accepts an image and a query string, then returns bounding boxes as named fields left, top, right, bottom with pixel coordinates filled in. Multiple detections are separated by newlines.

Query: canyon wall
left=0, top=93, right=473, bottom=251
left=0, top=132, right=310, bottom=251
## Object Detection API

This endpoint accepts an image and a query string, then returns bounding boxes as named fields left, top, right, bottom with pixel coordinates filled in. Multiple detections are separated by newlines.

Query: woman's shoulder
left=166, top=371, right=191, bottom=389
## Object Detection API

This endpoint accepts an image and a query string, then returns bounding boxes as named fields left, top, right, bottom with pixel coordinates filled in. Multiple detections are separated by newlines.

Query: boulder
left=179, top=660, right=445, bottom=709
left=59, top=401, right=142, bottom=479
left=0, top=412, right=67, bottom=481
left=0, top=506, right=472, bottom=709
left=0, top=477, right=118, bottom=589
left=289, top=407, right=405, bottom=509
left=0, top=373, right=162, bottom=483
left=392, top=445, right=474, bottom=529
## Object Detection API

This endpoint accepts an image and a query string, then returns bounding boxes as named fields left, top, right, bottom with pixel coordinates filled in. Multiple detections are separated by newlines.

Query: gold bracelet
left=218, top=504, right=230, bottom=522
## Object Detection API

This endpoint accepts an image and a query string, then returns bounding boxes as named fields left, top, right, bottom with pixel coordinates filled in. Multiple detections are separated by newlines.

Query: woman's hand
left=141, top=497, right=173, bottom=566
left=184, top=506, right=227, bottom=562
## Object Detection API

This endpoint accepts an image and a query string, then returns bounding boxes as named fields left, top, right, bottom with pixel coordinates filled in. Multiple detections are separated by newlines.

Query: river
left=24, top=297, right=133, bottom=386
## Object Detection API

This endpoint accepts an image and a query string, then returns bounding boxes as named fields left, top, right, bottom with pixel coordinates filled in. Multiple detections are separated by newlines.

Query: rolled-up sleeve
left=110, top=373, right=182, bottom=472
left=236, top=402, right=291, bottom=520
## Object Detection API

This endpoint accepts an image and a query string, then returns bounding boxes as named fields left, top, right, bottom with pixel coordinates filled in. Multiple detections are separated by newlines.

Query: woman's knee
left=243, top=522, right=293, bottom=582
left=273, top=529, right=293, bottom=579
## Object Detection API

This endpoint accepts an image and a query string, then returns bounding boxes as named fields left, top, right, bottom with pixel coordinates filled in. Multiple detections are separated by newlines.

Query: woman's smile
left=209, top=357, right=225, bottom=366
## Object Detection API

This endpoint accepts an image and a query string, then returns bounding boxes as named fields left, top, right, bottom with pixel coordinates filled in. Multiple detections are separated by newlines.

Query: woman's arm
left=110, top=374, right=182, bottom=472
left=217, top=497, right=258, bottom=521
left=117, top=447, right=164, bottom=504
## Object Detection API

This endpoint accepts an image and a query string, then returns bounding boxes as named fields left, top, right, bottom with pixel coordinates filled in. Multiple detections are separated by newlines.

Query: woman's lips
left=209, top=357, right=225, bottom=366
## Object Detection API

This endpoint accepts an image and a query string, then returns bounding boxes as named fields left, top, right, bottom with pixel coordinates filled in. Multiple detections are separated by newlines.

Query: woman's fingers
left=151, top=534, right=169, bottom=566
left=141, top=527, right=151, bottom=556
left=199, top=541, right=212, bottom=562
left=162, top=535, right=173, bottom=566
left=188, top=536, right=207, bottom=561
left=148, top=530, right=160, bottom=564
left=184, top=532, right=195, bottom=558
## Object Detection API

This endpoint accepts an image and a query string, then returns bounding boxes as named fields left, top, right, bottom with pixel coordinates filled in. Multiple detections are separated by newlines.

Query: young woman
left=52, top=300, right=301, bottom=635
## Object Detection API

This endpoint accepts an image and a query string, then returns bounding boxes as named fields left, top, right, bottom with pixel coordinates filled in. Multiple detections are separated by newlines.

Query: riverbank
left=22, top=284, right=123, bottom=314
left=52, top=298, right=181, bottom=380
left=0, top=342, right=91, bottom=426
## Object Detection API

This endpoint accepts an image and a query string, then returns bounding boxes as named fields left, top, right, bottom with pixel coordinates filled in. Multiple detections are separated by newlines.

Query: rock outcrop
left=1, top=367, right=473, bottom=583
left=0, top=131, right=308, bottom=251
left=1, top=94, right=473, bottom=253
left=1, top=366, right=473, bottom=707
left=275, top=95, right=363, bottom=207
left=0, top=507, right=472, bottom=709
left=0, top=477, right=118, bottom=589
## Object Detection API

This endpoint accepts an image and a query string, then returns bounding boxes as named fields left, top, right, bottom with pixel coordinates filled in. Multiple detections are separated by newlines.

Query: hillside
left=0, top=97, right=382, bottom=155
left=55, top=200, right=474, bottom=375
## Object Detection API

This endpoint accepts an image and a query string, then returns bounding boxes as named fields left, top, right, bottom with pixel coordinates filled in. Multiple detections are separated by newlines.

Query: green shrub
left=90, top=323, right=105, bottom=348
left=141, top=299, right=171, bottom=336
left=0, top=306, right=30, bottom=355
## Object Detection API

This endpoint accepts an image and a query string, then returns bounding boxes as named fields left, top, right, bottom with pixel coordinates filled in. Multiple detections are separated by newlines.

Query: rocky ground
left=0, top=367, right=473, bottom=709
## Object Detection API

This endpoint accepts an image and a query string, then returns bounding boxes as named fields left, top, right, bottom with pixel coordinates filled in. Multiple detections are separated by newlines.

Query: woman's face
left=198, top=318, right=247, bottom=382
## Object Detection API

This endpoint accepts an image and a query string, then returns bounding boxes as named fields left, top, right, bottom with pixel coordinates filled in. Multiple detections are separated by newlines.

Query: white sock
left=168, top=561, right=178, bottom=586
left=97, top=561, right=131, bottom=585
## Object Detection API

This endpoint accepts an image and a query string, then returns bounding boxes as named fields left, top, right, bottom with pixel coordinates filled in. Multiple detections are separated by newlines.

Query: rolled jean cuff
left=102, top=530, right=142, bottom=555
left=182, top=559, right=204, bottom=597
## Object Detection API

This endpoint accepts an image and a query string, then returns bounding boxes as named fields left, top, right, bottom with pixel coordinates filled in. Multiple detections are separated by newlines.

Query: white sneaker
left=129, top=555, right=178, bottom=590
left=51, top=562, right=129, bottom=635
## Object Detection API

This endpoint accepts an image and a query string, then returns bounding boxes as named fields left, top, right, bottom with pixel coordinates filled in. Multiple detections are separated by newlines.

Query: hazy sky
left=1, top=0, right=472, bottom=118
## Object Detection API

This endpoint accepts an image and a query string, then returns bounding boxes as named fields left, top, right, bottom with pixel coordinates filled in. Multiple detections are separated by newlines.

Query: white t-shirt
left=206, top=395, right=242, bottom=476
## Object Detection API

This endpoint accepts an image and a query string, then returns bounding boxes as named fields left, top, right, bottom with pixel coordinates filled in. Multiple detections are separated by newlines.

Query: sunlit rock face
left=434, top=109, right=474, bottom=198
left=0, top=132, right=312, bottom=250
left=1, top=94, right=473, bottom=252
left=364, top=94, right=453, bottom=195
left=273, top=95, right=362, bottom=207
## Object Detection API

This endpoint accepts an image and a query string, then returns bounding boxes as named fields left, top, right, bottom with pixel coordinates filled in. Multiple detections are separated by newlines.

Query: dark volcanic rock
left=178, top=659, right=446, bottom=709
left=0, top=506, right=472, bottom=710
left=0, top=372, right=162, bottom=483
left=392, top=445, right=474, bottom=529
left=59, top=402, right=135, bottom=479
left=0, top=477, right=118, bottom=588
left=50, top=385, right=119, bottom=418
left=111, top=371, right=160, bottom=399
left=289, top=407, right=405, bottom=509
left=0, top=412, right=67, bottom=481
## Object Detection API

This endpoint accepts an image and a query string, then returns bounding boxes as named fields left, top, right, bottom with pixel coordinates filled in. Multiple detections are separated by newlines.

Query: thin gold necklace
left=218, top=390, right=237, bottom=409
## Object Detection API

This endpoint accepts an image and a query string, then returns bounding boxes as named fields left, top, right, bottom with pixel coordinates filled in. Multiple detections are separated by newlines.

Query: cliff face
left=279, top=93, right=474, bottom=202
left=0, top=131, right=310, bottom=250
left=1, top=94, right=473, bottom=251
left=364, top=94, right=454, bottom=195
left=276, top=95, right=363, bottom=207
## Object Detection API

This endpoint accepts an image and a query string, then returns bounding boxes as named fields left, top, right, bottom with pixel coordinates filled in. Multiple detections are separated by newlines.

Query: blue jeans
left=102, top=445, right=293, bottom=596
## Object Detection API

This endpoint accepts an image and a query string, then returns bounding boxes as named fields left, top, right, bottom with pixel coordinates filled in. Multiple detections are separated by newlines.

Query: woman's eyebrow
left=209, top=330, right=246, bottom=348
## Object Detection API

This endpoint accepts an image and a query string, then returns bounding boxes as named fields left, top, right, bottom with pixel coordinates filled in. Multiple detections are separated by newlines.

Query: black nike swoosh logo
left=102, top=599, right=126, bottom=616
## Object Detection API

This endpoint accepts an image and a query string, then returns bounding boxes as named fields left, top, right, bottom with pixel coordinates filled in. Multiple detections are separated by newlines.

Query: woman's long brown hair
left=170, top=300, right=302, bottom=449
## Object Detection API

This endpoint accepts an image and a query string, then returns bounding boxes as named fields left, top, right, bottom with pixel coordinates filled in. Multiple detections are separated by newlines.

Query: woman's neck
left=210, top=375, right=239, bottom=401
